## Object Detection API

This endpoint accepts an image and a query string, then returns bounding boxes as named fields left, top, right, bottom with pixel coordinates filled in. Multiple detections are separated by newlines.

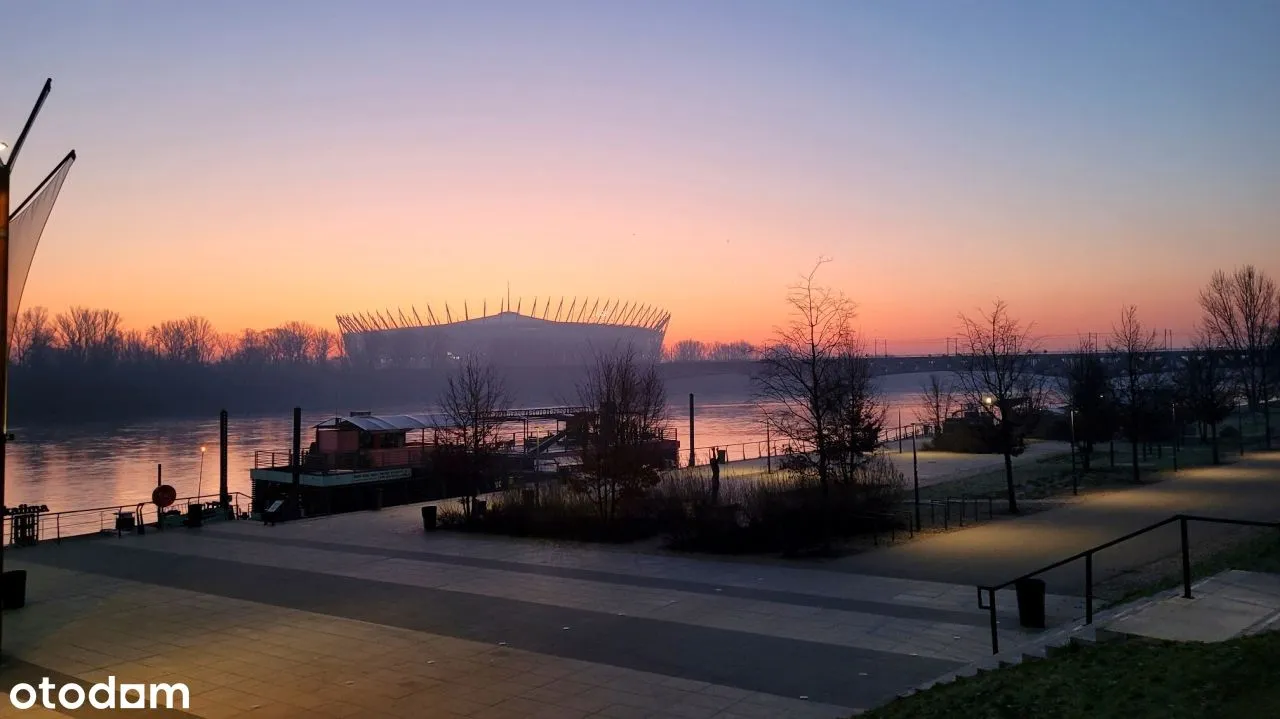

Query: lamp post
left=1172, top=403, right=1179, bottom=472
left=1069, top=409, right=1078, bottom=495
left=911, top=423, right=920, bottom=532
left=196, top=446, right=207, bottom=500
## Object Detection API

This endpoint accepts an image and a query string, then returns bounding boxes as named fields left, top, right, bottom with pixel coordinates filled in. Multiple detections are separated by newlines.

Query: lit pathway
left=3, top=506, right=1080, bottom=718
left=831, top=451, right=1280, bottom=593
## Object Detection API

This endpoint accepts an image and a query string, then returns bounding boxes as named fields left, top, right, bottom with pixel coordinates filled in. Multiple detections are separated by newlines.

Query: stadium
left=336, top=297, right=670, bottom=369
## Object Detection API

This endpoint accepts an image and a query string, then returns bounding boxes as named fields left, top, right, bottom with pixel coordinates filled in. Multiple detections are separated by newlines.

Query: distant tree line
left=9, top=306, right=345, bottom=423
left=662, top=339, right=759, bottom=362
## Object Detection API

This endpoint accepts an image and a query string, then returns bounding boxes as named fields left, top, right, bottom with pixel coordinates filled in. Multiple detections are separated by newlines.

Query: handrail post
left=1085, top=552, right=1094, bottom=624
left=988, top=588, right=999, bottom=654
left=1180, top=516, right=1193, bottom=599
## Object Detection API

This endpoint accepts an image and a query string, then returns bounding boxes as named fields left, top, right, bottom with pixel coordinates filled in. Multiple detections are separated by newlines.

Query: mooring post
left=292, top=407, right=302, bottom=518
left=156, top=463, right=163, bottom=532
left=219, top=410, right=229, bottom=516
left=688, top=393, right=695, bottom=468
left=765, top=420, right=772, bottom=473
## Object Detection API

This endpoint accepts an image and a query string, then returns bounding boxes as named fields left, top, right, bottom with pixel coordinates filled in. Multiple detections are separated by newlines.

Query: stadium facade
left=337, top=297, right=670, bottom=368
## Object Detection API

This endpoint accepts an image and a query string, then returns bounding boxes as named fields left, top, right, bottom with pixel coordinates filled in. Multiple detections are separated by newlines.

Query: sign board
left=345, top=468, right=413, bottom=485
left=152, top=484, right=177, bottom=508
left=266, top=499, right=285, bottom=514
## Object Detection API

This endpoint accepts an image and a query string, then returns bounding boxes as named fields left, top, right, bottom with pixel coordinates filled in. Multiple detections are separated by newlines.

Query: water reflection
left=7, top=373, right=934, bottom=512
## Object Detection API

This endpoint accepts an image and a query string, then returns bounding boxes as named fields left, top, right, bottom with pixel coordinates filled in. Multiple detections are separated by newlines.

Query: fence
left=2, top=491, right=253, bottom=546
left=975, top=513, right=1280, bottom=654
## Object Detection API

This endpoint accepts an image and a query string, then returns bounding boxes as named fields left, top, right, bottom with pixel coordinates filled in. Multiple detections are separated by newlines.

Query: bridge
left=660, top=349, right=1199, bottom=379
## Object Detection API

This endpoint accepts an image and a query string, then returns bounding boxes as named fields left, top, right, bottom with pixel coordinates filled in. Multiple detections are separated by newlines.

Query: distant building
left=337, top=298, right=670, bottom=369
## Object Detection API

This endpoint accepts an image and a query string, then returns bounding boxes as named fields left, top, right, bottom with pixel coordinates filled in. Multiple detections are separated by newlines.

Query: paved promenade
left=833, top=451, right=1280, bottom=592
left=1, top=509, right=1079, bottom=718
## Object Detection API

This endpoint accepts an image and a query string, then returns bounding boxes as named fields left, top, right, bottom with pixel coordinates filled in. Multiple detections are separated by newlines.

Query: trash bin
left=2, top=570, right=27, bottom=610
left=421, top=505, right=437, bottom=531
left=115, top=511, right=135, bottom=533
left=1015, top=577, right=1047, bottom=629
left=186, top=503, right=203, bottom=528
left=472, top=500, right=487, bottom=519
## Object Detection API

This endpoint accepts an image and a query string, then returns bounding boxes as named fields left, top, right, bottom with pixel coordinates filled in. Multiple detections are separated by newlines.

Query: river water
left=6, top=373, right=938, bottom=513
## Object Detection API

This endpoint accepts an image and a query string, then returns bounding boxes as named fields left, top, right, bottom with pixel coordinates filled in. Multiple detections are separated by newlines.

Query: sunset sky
left=3, top=1, right=1278, bottom=354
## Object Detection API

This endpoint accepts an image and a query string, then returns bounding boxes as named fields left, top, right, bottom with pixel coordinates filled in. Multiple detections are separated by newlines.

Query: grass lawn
left=917, top=440, right=1242, bottom=504
left=1104, top=523, right=1280, bottom=605
left=859, top=631, right=1280, bottom=719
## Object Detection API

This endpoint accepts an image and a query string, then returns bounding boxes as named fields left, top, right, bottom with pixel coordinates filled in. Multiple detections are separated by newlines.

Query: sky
left=3, top=0, right=1278, bottom=354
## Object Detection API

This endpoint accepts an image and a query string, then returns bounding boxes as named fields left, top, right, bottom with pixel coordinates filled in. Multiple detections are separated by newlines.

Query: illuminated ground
left=0, top=516, right=1080, bottom=718
left=2, top=451, right=1277, bottom=718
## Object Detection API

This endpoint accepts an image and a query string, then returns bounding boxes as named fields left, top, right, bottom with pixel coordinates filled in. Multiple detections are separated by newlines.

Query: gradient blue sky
left=3, top=0, right=1278, bottom=352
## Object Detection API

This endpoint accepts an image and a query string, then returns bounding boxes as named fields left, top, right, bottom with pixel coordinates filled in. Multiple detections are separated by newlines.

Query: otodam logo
left=8, top=677, right=190, bottom=711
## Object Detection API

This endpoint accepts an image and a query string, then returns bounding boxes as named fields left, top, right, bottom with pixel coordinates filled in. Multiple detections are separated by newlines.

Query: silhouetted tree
left=914, top=374, right=955, bottom=437
left=1109, top=305, right=1162, bottom=482
left=436, top=356, right=511, bottom=519
left=1059, top=337, right=1115, bottom=471
left=146, top=316, right=219, bottom=364
left=829, top=340, right=886, bottom=483
left=954, top=300, right=1047, bottom=514
left=666, top=339, right=707, bottom=362
left=55, top=307, right=123, bottom=366
left=1178, top=339, right=1237, bottom=465
left=1199, top=266, right=1277, bottom=449
left=9, top=306, right=55, bottom=366
left=571, top=345, right=668, bottom=524
left=754, top=259, right=855, bottom=504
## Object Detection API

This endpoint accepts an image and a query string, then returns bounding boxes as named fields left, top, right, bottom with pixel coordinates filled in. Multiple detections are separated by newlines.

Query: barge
left=249, top=407, right=679, bottom=517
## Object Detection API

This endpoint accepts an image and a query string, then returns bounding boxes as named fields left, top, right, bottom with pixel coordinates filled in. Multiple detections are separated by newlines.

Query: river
left=6, top=372, right=941, bottom=512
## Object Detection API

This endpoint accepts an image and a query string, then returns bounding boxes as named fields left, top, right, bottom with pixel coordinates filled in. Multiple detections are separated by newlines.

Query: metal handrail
left=976, top=513, right=1280, bottom=654
left=2, top=491, right=253, bottom=545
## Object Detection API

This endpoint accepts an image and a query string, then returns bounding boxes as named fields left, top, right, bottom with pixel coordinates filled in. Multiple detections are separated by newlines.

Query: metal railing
left=976, top=513, right=1280, bottom=654
left=903, top=495, right=996, bottom=531
left=2, top=491, right=253, bottom=546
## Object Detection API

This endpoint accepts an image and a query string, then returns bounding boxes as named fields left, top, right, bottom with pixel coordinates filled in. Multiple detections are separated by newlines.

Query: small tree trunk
left=1263, top=375, right=1273, bottom=451
left=1003, top=450, right=1017, bottom=514
left=1211, top=422, right=1220, bottom=465
left=1131, top=438, right=1140, bottom=483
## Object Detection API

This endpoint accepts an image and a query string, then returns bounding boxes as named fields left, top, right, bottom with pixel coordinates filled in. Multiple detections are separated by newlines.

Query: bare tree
left=55, top=307, right=123, bottom=365
left=571, top=345, right=668, bottom=524
left=1059, top=336, right=1114, bottom=471
left=1178, top=337, right=1237, bottom=465
left=708, top=341, right=758, bottom=361
left=1108, top=305, right=1162, bottom=482
left=10, top=306, right=55, bottom=367
left=437, top=356, right=512, bottom=519
left=954, top=300, right=1047, bottom=513
left=666, top=339, right=707, bottom=362
left=1199, top=266, right=1278, bottom=449
left=754, top=259, right=856, bottom=502
left=147, top=316, right=218, bottom=364
left=914, top=374, right=955, bottom=437
left=118, top=329, right=155, bottom=365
